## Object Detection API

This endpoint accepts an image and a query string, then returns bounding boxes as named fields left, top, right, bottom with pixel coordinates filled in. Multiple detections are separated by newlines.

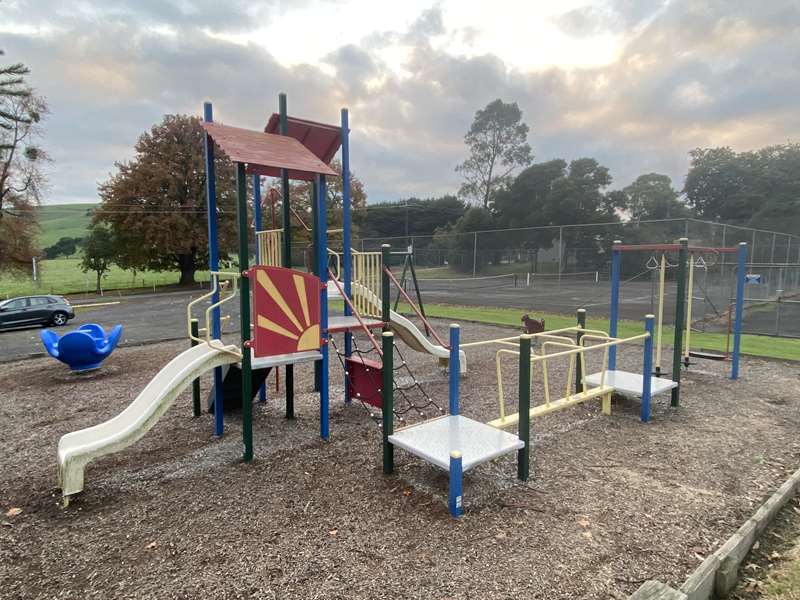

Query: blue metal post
left=641, top=314, right=655, bottom=422
left=731, top=242, right=747, bottom=380
left=252, top=174, right=267, bottom=403
left=318, top=175, right=330, bottom=439
left=449, top=324, right=460, bottom=415
left=203, top=101, right=224, bottom=435
left=608, top=240, right=622, bottom=370
left=448, top=451, right=464, bottom=518
left=341, top=108, right=353, bottom=404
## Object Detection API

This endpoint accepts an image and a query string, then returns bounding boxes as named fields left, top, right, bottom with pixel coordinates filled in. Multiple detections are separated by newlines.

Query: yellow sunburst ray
left=257, top=315, right=299, bottom=341
left=257, top=270, right=303, bottom=332
left=293, top=274, right=311, bottom=327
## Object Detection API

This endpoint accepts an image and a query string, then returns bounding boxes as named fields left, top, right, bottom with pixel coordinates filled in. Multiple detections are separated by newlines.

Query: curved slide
left=57, top=341, right=240, bottom=503
left=389, top=310, right=467, bottom=373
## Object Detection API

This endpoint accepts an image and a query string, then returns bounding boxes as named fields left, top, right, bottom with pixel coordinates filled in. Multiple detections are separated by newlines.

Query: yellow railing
left=187, top=271, right=242, bottom=358
left=488, top=329, right=649, bottom=429
left=352, top=249, right=382, bottom=316
left=257, top=229, right=282, bottom=267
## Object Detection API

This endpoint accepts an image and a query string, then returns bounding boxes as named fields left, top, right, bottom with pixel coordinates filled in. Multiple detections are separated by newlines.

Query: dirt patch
left=1, top=319, right=799, bottom=599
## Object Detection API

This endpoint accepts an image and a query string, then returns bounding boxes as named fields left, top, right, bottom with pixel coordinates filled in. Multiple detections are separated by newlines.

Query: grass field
left=396, top=302, right=800, bottom=362
left=37, top=203, right=95, bottom=247
left=0, top=257, right=212, bottom=298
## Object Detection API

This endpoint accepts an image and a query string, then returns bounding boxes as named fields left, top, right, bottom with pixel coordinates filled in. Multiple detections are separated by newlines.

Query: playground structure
left=41, top=323, right=123, bottom=372
left=53, top=97, right=748, bottom=516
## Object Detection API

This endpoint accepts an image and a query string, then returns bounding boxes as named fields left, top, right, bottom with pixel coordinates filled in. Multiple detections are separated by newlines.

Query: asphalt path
left=0, top=289, right=239, bottom=361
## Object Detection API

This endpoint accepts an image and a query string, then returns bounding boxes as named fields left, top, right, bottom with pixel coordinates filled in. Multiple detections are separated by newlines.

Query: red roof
left=264, top=114, right=342, bottom=165
left=202, top=121, right=338, bottom=181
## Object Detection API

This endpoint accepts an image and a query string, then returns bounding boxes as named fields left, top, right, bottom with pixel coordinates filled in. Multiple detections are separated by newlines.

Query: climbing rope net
left=329, top=332, right=444, bottom=428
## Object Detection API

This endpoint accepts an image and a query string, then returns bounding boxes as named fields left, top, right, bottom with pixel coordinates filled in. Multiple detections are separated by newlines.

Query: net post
left=279, top=93, right=295, bottom=420
left=671, top=237, right=689, bottom=406
left=608, top=240, right=622, bottom=370
left=641, top=314, right=655, bottom=422
left=236, top=162, right=253, bottom=462
left=518, top=334, right=532, bottom=481
left=449, top=324, right=461, bottom=415
left=190, top=319, right=201, bottom=417
left=575, top=309, right=586, bottom=395
left=731, top=242, right=747, bottom=380
left=448, top=451, right=464, bottom=518
left=382, top=331, right=394, bottom=474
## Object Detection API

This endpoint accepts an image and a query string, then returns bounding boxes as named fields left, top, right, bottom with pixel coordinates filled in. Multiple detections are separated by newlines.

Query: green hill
left=38, top=203, right=96, bottom=248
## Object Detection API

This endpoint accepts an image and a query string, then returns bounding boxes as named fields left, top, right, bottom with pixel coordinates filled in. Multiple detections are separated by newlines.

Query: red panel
left=346, top=356, right=383, bottom=409
left=252, top=266, right=321, bottom=358
left=202, top=122, right=337, bottom=180
left=264, top=114, right=342, bottom=164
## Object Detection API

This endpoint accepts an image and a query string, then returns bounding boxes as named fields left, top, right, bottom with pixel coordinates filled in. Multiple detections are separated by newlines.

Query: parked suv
left=0, top=295, right=75, bottom=329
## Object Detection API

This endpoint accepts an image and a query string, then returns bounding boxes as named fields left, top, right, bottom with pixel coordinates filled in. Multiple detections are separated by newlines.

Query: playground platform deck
left=388, top=414, right=524, bottom=472
left=585, top=369, right=678, bottom=397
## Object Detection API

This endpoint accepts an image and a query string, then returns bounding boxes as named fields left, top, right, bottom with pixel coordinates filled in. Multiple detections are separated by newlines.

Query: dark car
left=0, top=295, right=75, bottom=329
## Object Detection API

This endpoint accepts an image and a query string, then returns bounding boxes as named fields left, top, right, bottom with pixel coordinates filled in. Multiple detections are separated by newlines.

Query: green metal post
left=381, top=244, right=391, bottom=326
left=517, top=334, right=531, bottom=481
left=279, top=93, right=294, bottom=419
left=575, top=309, right=586, bottom=395
left=236, top=162, right=253, bottom=462
left=382, top=331, right=394, bottom=474
left=671, top=237, right=689, bottom=407
left=312, top=181, right=321, bottom=393
left=190, top=318, right=201, bottom=417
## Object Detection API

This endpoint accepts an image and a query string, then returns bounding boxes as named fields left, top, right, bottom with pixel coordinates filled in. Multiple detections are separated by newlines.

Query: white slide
left=389, top=310, right=467, bottom=373
left=57, top=341, right=240, bottom=503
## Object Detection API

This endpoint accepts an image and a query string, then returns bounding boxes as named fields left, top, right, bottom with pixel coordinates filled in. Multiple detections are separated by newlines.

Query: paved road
left=0, top=289, right=239, bottom=361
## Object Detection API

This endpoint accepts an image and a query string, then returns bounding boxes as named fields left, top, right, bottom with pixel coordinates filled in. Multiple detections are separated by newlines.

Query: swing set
left=610, top=238, right=747, bottom=407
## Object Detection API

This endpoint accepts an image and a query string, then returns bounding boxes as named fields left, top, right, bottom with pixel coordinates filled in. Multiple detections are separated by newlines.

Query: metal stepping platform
left=249, top=349, right=322, bottom=370
left=326, top=315, right=384, bottom=333
left=585, top=370, right=677, bottom=397
left=388, top=415, right=524, bottom=472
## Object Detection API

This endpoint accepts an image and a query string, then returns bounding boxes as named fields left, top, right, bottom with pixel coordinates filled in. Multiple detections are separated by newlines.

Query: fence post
left=472, top=232, right=477, bottom=278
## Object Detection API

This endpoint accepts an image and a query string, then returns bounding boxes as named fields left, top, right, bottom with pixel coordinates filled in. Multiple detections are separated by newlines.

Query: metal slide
left=57, top=342, right=240, bottom=504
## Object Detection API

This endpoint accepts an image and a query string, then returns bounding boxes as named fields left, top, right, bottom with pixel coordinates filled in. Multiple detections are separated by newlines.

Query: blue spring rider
left=41, top=323, right=123, bottom=372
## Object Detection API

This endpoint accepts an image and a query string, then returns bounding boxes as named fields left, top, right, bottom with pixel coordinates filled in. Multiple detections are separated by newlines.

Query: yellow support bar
left=488, top=385, right=614, bottom=429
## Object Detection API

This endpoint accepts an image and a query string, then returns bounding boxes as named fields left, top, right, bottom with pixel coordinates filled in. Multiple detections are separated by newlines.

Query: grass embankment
left=395, top=302, right=800, bottom=362
left=0, top=258, right=212, bottom=298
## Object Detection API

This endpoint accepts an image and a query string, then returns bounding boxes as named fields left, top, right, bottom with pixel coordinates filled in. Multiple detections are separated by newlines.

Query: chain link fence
left=355, top=218, right=800, bottom=338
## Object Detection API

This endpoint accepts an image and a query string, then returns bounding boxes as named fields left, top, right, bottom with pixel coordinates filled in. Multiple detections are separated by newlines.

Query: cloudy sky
left=2, top=0, right=799, bottom=205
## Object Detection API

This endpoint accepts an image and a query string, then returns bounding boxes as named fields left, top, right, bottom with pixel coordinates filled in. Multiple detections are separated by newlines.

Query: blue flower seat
left=41, top=323, right=123, bottom=372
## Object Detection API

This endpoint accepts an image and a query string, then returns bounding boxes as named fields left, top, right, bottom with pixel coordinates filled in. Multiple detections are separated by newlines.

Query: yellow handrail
left=187, top=271, right=242, bottom=358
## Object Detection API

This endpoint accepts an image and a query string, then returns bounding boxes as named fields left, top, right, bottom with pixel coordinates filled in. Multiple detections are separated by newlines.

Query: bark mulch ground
left=1, top=319, right=799, bottom=599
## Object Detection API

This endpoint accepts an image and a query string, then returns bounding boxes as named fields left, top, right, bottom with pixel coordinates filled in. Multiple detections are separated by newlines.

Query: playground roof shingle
left=264, top=114, right=342, bottom=165
left=202, top=121, right=338, bottom=181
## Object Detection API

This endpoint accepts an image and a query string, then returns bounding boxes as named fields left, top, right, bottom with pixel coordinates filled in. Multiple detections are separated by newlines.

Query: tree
left=0, top=51, right=48, bottom=274
left=280, top=159, right=368, bottom=247
left=622, top=173, right=691, bottom=222
left=354, top=195, right=465, bottom=242
left=455, top=99, right=533, bottom=209
left=684, top=144, right=800, bottom=234
left=81, top=226, right=116, bottom=293
left=94, top=114, right=237, bottom=285
left=432, top=207, right=495, bottom=273
left=43, top=236, right=81, bottom=259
